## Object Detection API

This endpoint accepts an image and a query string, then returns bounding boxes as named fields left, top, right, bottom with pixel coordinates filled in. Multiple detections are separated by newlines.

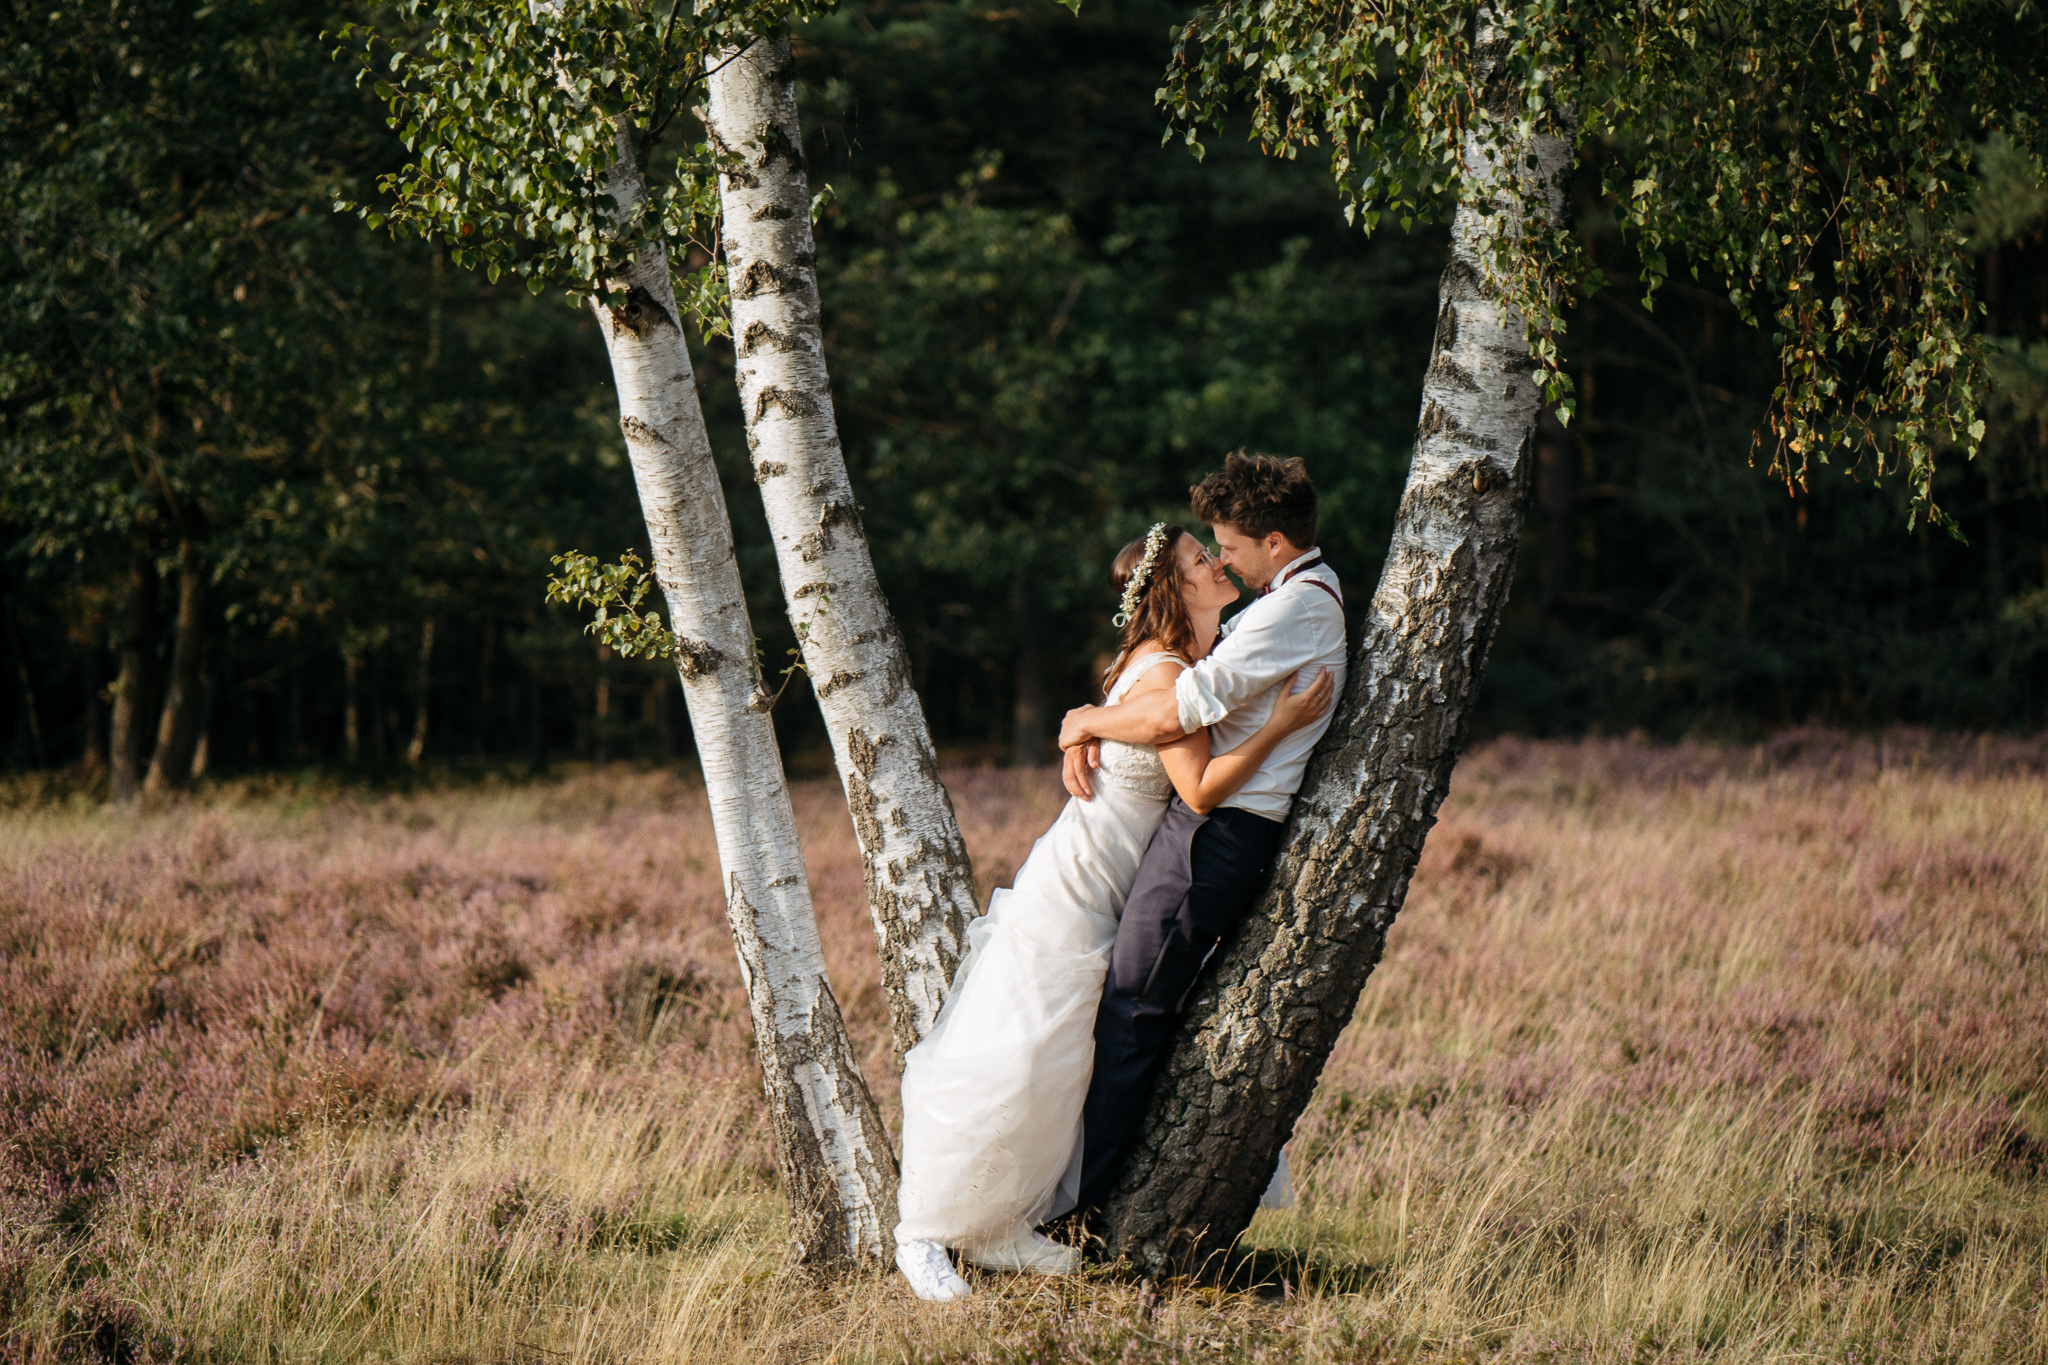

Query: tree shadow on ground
left=1083, top=1243, right=1379, bottom=1300
left=1220, top=1245, right=1380, bottom=1298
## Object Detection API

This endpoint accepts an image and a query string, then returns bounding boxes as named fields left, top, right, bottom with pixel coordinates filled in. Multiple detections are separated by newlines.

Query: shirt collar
left=1260, top=547, right=1323, bottom=596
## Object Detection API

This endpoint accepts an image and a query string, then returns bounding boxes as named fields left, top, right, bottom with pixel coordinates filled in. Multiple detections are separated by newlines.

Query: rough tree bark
left=144, top=533, right=208, bottom=794
left=584, top=111, right=897, bottom=1268
left=108, top=541, right=158, bottom=803
left=406, top=618, right=434, bottom=766
left=703, top=36, right=977, bottom=1058
left=1100, top=13, right=1578, bottom=1276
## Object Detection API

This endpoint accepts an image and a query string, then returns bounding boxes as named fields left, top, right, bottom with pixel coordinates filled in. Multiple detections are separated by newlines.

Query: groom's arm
left=1058, top=687, right=1186, bottom=750
left=1058, top=688, right=1185, bottom=800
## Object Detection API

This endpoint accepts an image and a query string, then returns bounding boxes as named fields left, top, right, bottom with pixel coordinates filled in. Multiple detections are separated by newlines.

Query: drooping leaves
left=1157, top=0, right=2047, bottom=529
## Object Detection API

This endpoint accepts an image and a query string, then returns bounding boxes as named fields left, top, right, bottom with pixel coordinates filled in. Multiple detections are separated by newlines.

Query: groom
left=1057, top=450, right=1347, bottom=1220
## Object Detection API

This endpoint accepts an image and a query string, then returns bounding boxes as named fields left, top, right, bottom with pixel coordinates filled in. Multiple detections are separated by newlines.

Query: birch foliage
left=332, top=0, right=821, bottom=316
left=1157, top=0, right=2046, bottom=528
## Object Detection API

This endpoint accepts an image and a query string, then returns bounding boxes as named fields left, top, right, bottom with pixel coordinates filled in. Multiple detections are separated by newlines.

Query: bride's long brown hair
left=1101, top=524, right=1202, bottom=698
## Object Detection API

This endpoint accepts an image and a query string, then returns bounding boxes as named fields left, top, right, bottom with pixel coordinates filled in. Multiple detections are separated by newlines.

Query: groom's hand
left=1057, top=704, right=1097, bottom=752
left=1061, top=738, right=1101, bottom=800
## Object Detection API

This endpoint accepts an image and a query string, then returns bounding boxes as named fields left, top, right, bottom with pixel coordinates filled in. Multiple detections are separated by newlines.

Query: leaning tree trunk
left=1099, top=15, right=1578, bottom=1276
left=584, top=115, right=896, bottom=1269
left=108, top=540, right=158, bottom=804
left=703, top=36, right=977, bottom=1058
left=145, top=533, right=208, bottom=795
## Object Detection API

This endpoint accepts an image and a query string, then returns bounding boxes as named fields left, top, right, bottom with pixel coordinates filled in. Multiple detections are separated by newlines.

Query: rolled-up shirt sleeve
left=1174, top=597, right=1326, bottom=733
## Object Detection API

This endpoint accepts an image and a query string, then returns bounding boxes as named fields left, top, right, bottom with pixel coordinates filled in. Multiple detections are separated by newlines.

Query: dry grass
left=1, top=731, right=2044, bottom=1363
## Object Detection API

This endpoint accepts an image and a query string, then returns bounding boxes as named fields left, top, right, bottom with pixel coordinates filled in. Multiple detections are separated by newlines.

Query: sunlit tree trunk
left=1101, top=11, right=1578, bottom=1275
left=145, top=533, right=207, bottom=794
left=704, top=36, right=977, bottom=1057
left=586, top=113, right=896, bottom=1269
left=108, top=541, right=158, bottom=803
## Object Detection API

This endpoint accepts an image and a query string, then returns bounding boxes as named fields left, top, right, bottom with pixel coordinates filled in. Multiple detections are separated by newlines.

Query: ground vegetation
left=0, top=738, right=2041, bottom=1359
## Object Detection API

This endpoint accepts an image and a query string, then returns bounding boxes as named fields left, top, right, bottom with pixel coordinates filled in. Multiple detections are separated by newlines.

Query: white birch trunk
left=704, top=37, right=977, bottom=1057
left=583, top=112, right=896, bottom=1268
left=1100, top=10, right=1578, bottom=1274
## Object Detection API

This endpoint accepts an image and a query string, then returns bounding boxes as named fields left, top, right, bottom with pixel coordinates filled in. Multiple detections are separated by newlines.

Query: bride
left=893, top=522, right=1334, bottom=1301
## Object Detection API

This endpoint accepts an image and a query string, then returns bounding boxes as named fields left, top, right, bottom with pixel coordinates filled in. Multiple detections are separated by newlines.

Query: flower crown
left=1112, top=523, right=1170, bottom=629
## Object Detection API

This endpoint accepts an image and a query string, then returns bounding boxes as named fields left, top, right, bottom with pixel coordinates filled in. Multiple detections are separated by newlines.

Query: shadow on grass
left=1080, top=1241, right=1379, bottom=1300
left=1220, top=1244, right=1380, bottom=1298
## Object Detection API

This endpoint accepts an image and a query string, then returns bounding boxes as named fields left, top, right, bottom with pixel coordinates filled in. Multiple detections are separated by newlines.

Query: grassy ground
left=2, top=731, right=2044, bottom=1363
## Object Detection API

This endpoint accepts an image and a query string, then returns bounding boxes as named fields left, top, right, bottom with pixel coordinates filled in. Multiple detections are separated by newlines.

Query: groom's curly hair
left=1102, top=525, right=1202, bottom=699
left=1190, top=449, right=1318, bottom=549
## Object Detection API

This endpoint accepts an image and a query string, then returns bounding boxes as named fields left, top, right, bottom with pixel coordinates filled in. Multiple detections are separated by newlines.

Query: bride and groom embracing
left=892, top=451, right=1349, bottom=1301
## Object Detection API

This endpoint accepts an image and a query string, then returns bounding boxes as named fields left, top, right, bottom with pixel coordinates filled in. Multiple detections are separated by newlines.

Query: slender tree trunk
left=343, top=651, right=363, bottom=763
left=4, top=594, right=45, bottom=766
left=585, top=111, right=896, bottom=1269
left=704, top=36, right=977, bottom=1058
left=407, top=618, right=435, bottom=766
left=81, top=632, right=106, bottom=772
left=288, top=663, right=307, bottom=762
left=528, top=672, right=548, bottom=774
left=145, top=535, right=208, bottom=794
left=477, top=612, right=497, bottom=759
left=189, top=673, right=212, bottom=780
left=108, top=542, right=159, bottom=803
left=1100, top=13, right=1577, bottom=1276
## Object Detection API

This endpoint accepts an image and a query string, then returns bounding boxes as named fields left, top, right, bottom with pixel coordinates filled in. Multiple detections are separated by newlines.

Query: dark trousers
left=1076, top=797, right=1287, bottom=1213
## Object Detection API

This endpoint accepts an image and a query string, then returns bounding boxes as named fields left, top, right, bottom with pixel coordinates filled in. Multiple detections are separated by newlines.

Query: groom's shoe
left=963, top=1231, right=1082, bottom=1276
left=896, top=1238, right=972, bottom=1302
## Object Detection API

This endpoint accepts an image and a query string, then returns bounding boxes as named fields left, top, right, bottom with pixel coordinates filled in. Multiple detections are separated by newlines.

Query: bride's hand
left=1267, top=668, right=1335, bottom=734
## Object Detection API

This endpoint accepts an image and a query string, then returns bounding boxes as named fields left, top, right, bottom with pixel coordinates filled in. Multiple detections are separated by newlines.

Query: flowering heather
left=0, top=731, right=2042, bottom=1362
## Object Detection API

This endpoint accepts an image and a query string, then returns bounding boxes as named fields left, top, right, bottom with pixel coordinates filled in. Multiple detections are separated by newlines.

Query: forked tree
left=1091, top=0, right=2045, bottom=1273
left=334, top=0, right=907, bottom=1267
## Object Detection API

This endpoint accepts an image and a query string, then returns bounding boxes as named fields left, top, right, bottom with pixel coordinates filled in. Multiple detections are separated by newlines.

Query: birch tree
left=702, top=37, right=976, bottom=1056
left=1089, top=0, right=2044, bottom=1272
left=338, top=0, right=897, bottom=1266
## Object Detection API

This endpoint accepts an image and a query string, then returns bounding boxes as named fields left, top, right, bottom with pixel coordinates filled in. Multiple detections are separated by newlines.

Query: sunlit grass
left=2, top=732, right=2043, bottom=1362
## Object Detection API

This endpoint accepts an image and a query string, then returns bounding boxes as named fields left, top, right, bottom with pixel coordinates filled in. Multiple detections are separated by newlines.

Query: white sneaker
left=895, top=1238, right=972, bottom=1301
left=961, top=1230, right=1081, bottom=1276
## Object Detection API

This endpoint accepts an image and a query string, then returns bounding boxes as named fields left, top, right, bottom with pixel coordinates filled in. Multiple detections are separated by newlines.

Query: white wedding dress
left=894, top=652, right=1183, bottom=1257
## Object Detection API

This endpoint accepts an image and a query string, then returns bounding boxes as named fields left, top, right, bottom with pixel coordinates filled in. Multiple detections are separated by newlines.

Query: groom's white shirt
left=1173, top=547, right=1347, bottom=820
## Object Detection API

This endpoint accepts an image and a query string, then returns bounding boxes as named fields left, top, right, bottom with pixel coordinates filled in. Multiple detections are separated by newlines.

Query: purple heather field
left=1, top=731, right=2044, bottom=1363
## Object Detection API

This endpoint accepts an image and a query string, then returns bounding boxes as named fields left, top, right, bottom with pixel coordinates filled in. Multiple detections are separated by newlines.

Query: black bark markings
left=732, top=258, right=796, bottom=299
left=674, top=638, right=724, bottom=678
left=618, top=414, right=676, bottom=451
left=608, top=284, right=679, bottom=338
left=797, top=499, right=865, bottom=562
left=1416, top=399, right=1502, bottom=451
left=754, top=385, right=820, bottom=421
left=739, top=319, right=803, bottom=357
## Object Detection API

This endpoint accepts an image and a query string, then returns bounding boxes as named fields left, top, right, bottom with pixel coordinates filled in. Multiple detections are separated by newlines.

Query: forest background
left=6, top=0, right=2048, bottom=785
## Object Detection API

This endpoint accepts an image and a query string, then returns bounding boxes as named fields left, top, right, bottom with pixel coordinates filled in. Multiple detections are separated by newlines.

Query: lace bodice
left=1095, top=653, right=1182, bottom=801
